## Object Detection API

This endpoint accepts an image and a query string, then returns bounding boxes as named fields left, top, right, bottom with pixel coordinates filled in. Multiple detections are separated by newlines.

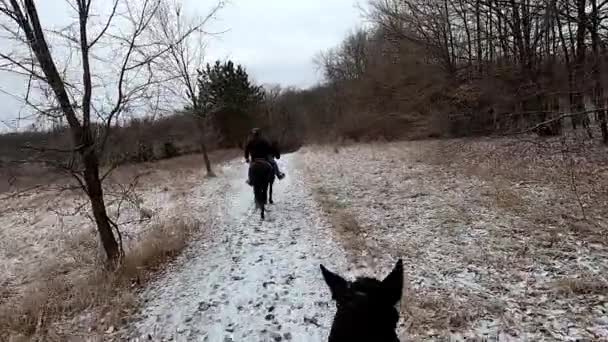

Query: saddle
left=251, top=158, right=273, bottom=169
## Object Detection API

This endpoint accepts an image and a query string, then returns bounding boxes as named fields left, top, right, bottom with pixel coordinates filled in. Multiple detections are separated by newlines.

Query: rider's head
left=251, top=127, right=261, bottom=138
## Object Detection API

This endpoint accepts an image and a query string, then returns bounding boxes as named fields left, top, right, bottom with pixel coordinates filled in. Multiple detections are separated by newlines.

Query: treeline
left=0, top=114, right=206, bottom=165
left=8, top=0, right=608, bottom=163
left=271, top=0, right=608, bottom=142
left=0, top=59, right=300, bottom=168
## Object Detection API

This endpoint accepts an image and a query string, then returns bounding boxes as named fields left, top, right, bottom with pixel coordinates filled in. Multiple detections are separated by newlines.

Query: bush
left=135, top=142, right=154, bottom=163
left=162, top=142, right=179, bottom=159
left=0, top=220, right=198, bottom=340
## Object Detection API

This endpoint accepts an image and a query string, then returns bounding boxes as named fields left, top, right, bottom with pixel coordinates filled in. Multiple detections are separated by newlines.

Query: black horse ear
left=320, top=264, right=348, bottom=300
left=381, top=259, right=403, bottom=305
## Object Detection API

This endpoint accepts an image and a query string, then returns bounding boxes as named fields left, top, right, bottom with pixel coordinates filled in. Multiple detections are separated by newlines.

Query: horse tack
left=251, top=158, right=273, bottom=169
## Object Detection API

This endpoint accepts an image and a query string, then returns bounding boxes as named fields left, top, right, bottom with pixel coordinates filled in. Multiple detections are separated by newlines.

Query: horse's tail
left=250, top=160, right=272, bottom=219
left=253, top=183, right=265, bottom=209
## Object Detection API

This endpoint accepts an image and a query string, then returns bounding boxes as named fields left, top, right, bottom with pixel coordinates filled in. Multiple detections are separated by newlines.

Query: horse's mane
left=352, top=277, right=382, bottom=290
left=349, top=277, right=400, bottom=328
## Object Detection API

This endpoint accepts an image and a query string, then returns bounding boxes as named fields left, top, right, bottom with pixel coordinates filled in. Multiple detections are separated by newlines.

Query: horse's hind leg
left=269, top=180, right=274, bottom=204
left=261, top=186, right=267, bottom=219
left=263, top=184, right=268, bottom=205
left=253, top=188, right=259, bottom=208
left=254, top=185, right=265, bottom=220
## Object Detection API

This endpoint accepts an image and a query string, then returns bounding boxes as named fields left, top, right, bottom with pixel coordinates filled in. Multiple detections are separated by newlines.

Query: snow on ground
left=301, top=141, right=608, bottom=341
left=126, top=155, right=360, bottom=341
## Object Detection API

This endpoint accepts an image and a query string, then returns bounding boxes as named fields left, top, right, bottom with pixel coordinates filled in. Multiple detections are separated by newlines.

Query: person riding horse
left=245, top=128, right=285, bottom=185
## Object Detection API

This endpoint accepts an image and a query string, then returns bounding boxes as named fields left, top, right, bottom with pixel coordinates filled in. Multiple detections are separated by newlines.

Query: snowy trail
left=128, top=154, right=349, bottom=341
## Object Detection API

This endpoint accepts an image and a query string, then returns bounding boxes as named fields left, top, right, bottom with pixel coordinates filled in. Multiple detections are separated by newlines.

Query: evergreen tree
left=197, top=60, right=263, bottom=145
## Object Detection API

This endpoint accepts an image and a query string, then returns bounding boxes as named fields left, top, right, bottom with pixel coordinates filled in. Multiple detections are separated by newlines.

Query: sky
left=201, top=0, right=364, bottom=88
left=0, top=0, right=364, bottom=131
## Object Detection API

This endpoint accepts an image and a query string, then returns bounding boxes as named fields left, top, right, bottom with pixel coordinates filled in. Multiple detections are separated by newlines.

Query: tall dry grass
left=0, top=219, right=199, bottom=341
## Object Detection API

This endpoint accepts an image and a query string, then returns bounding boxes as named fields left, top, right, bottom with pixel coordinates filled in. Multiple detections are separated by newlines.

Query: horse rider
left=244, top=128, right=285, bottom=185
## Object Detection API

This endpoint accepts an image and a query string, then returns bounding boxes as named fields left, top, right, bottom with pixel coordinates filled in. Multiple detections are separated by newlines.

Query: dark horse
left=266, top=141, right=281, bottom=206
left=248, top=142, right=281, bottom=220
left=320, top=259, right=404, bottom=342
left=249, top=159, right=273, bottom=220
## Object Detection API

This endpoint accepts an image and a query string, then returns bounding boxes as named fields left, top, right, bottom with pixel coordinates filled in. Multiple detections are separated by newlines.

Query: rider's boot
left=269, top=157, right=285, bottom=180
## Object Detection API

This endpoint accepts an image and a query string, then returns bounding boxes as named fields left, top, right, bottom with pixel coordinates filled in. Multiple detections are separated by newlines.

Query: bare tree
left=590, top=0, right=608, bottom=143
left=0, top=0, right=220, bottom=264
left=315, top=28, right=370, bottom=83
left=357, top=0, right=608, bottom=137
left=152, top=0, right=226, bottom=177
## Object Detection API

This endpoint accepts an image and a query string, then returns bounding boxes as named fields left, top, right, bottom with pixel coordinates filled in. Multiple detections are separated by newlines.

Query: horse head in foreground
left=320, top=259, right=404, bottom=342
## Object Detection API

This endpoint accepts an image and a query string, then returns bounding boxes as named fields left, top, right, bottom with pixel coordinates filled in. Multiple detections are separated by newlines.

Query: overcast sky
left=203, top=0, right=364, bottom=88
left=0, top=0, right=364, bottom=131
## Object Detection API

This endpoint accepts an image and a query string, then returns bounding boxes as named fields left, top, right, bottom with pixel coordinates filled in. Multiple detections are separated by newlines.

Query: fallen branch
left=506, top=108, right=608, bottom=136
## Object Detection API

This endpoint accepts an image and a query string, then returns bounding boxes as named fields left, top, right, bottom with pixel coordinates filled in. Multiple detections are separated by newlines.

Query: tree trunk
left=488, top=0, right=494, bottom=63
left=497, top=8, right=508, bottom=62
left=555, top=10, right=577, bottom=129
left=445, top=0, right=456, bottom=70
left=442, top=0, right=455, bottom=74
left=82, top=144, right=120, bottom=262
left=590, top=0, right=608, bottom=143
left=196, top=116, right=215, bottom=177
left=510, top=0, right=526, bottom=70
left=201, top=140, right=215, bottom=177
left=10, top=0, right=121, bottom=264
left=475, top=0, right=482, bottom=74
left=573, top=0, right=588, bottom=133
left=522, top=0, right=533, bottom=72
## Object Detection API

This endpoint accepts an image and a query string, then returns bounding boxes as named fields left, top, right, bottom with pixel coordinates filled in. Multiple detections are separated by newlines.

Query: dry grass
left=480, top=177, right=530, bottom=213
left=0, top=148, right=240, bottom=196
left=314, top=179, right=492, bottom=336
left=399, top=289, right=488, bottom=335
left=314, top=186, right=358, bottom=232
left=553, top=275, right=608, bottom=297
left=0, top=219, right=199, bottom=341
left=423, top=133, right=608, bottom=244
left=0, top=162, right=62, bottom=194
left=301, top=141, right=608, bottom=340
left=311, top=185, right=382, bottom=270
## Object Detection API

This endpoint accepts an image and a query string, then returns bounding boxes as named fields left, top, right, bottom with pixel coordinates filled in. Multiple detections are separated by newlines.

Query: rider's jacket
left=245, top=136, right=274, bottom=160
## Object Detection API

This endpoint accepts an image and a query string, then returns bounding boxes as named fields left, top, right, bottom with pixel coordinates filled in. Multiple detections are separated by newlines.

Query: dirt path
left=127, top=155, right=352, bottom=341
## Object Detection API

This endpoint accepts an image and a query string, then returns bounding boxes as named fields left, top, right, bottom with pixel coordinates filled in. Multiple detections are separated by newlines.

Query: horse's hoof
left=269, top=200, right=274, bottom=204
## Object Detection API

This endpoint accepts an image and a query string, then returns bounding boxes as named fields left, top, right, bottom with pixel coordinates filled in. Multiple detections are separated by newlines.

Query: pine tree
left=197, top=60, right=263, bottom=113
left=196, top=60, right=263, bottom=146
